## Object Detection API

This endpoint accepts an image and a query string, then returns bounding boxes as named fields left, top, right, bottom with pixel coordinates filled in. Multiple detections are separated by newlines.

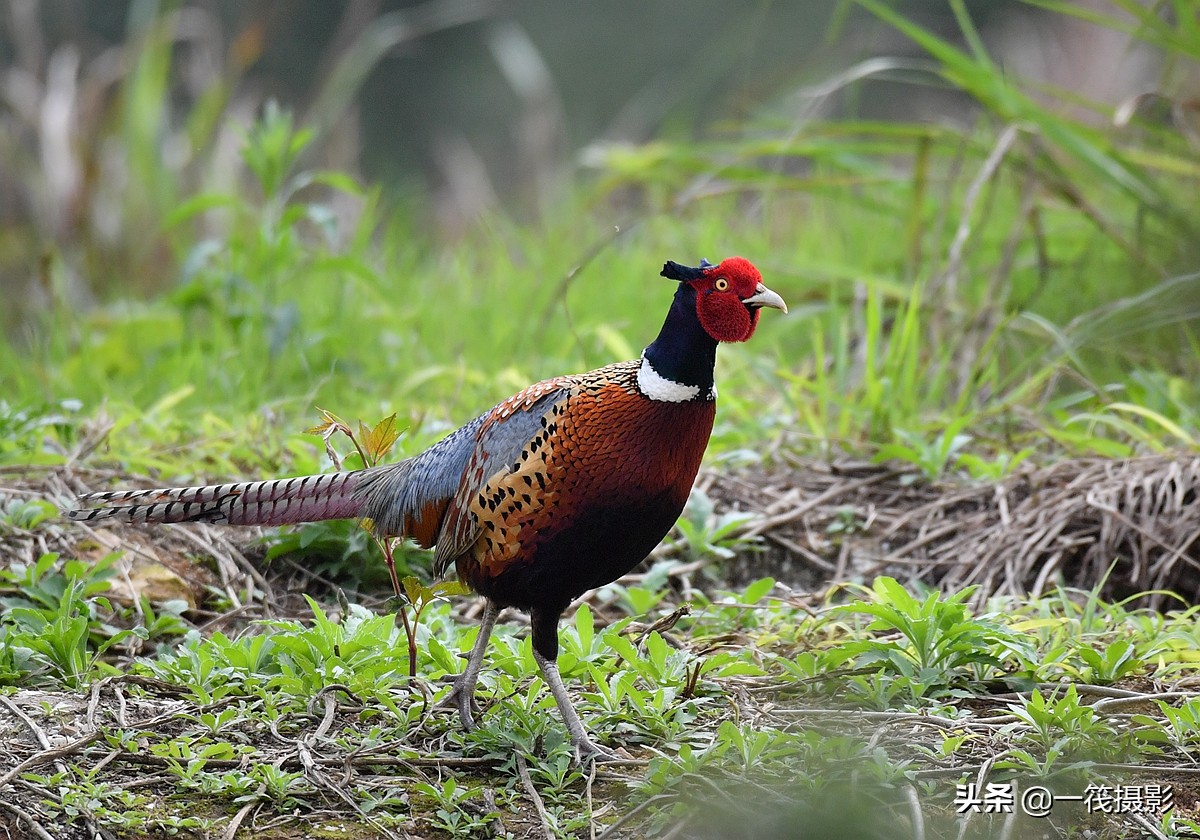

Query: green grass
left=4, top=119, right=1198, bottom=479
left=3, top=3, right=1200, bottom=475
left=2, top=559, right=1199, bottom=837
left=4, top=0, right=1200, bottom=837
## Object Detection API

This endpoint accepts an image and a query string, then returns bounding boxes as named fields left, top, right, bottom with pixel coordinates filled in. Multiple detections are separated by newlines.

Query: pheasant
left=68, top=256, right=786, bottom=761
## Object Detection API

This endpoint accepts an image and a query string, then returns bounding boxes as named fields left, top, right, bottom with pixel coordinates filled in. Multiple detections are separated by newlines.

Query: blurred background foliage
left=2, top=0, right=1199, bottom=471
left=2, top=0, right=1173, bottom=300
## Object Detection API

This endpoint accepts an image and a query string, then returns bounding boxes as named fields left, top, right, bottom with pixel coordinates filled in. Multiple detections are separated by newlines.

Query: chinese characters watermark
left=953, top=782, right=1173, bottom=818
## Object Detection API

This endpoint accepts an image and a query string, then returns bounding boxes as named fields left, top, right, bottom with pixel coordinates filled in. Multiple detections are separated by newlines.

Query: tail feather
left=67, top=471, right=368, bottom=526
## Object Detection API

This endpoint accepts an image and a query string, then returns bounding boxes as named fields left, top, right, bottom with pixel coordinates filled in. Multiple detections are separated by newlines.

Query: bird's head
left=661, top=256, right=787, bottom=342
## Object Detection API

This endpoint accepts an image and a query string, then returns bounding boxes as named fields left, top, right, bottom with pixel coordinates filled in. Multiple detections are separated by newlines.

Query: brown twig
left=515, top=752, right=554, bottom=840
left=0, top=799, right=56, bottom=840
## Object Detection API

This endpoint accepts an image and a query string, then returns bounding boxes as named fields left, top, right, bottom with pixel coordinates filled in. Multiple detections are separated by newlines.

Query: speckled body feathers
left=438, top=360, right=715, bottom=624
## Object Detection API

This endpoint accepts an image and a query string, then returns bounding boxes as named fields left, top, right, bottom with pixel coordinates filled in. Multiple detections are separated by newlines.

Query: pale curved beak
left=743, top=283, right=788, bottom=314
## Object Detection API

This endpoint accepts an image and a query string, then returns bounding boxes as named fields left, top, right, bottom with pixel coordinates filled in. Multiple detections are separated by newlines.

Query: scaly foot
left=572, top=736, right=625, bottom=765
left=434, top=674, right=479, bottom=731
left=433, top=600, right=500, bottom=732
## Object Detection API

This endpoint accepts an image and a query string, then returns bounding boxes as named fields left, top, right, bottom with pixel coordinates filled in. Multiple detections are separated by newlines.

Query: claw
left=572, top=738, right=624, bottom=765
left=438, top=602, right=626, bottom=763
left=532, top=647, right=629, bottom=765
left=434, top=601, right=499, bottom=733
left=435, top=676, right=478, bottom=730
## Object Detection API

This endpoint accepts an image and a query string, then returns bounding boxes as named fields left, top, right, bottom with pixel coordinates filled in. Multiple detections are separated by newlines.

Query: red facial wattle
left=696, top=289, right=759, bottom=342
left=691, top=256, right=769, bottom=343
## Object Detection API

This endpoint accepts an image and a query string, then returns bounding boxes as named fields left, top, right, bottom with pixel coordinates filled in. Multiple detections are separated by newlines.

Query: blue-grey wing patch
left=355, top=413, right=486, bottom=545
left=433, top=385, right=569, bottom=575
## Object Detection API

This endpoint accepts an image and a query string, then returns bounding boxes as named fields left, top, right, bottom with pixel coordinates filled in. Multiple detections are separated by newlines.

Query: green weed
left=1132, top=697, right=1200, bottom=752
left=413, top=777, right=497, bottom=835
left=669, top=488, right=763, bottom=564
left=0, top=553, right=148, bottom=687
left=826, top=576, right=1031, bottom=703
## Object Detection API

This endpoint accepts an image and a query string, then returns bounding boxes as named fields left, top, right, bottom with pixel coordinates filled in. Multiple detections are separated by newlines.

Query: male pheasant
left=68, top=256, right=786, bottom=761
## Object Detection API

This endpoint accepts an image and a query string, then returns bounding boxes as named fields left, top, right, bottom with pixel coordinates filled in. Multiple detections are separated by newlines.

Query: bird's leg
left=530, top=608, right=620, bottom=763
left=436, top=599, right=499, bottom=730
left=532, top=649, right=619, bottom=763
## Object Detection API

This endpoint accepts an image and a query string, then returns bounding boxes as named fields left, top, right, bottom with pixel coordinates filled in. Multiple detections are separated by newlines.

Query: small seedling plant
left=299, top=408, right=470, bottom=678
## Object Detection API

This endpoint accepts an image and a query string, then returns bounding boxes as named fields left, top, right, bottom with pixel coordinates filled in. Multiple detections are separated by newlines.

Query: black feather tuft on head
left=660, top=259, right=712, bottom=282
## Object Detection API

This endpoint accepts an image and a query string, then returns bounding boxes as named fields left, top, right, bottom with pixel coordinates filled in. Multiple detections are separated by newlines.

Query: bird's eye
left=714, top=277, right=729, bottom=291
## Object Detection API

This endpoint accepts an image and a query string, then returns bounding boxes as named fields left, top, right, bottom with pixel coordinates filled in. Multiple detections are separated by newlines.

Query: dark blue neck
left=643, top=284, right=717, bottom=392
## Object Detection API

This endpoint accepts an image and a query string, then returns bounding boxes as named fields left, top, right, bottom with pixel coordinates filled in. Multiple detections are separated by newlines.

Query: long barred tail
left=66, top=472, right=369, bottom=526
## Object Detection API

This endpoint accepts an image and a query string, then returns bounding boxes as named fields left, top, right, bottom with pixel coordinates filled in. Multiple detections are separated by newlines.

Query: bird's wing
left=355, top=377, right=569, bottom=568
left=355, top=414, right=486, bottom=547
left=431, top=378, right=571, bottom=576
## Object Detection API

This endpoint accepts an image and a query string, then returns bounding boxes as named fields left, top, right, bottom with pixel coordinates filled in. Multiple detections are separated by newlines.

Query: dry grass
left=7, top=453, right=1200, bottom=616
left=707, top=453, right=1200, bottom=609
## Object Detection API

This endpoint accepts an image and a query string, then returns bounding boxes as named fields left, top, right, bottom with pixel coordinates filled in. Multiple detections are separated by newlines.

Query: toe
left=573, top=739, right=625, bottom=765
